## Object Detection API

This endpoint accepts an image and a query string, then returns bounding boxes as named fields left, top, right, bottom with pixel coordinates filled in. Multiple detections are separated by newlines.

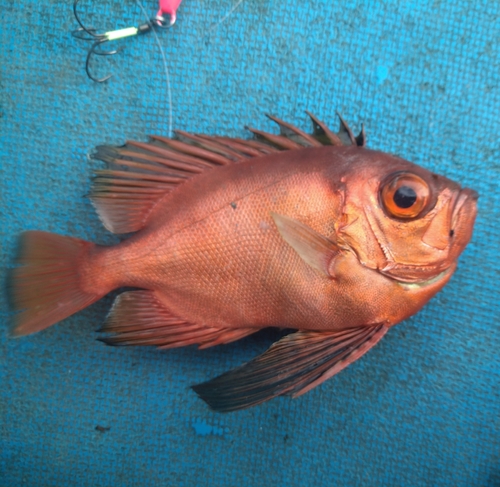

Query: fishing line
left=135, top=0, right=174, bottom=138
left=204, top=0, right=245, bottom=38
left=72, top=0, right=246, bottom=137
left=134, top=0, right=246, bottom=137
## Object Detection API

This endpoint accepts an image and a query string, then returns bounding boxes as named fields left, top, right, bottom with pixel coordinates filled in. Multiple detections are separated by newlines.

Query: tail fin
left=10, top=231, right=103, bottom=337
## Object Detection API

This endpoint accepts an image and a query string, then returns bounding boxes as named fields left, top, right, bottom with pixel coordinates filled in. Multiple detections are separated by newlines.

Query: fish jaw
left=395, top=267, right=453, bottom=291
left=378, top=261, right=451, bottom=284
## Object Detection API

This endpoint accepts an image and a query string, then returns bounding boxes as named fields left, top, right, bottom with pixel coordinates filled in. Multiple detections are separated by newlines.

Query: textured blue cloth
left=1, top=0, right=499, bottom=485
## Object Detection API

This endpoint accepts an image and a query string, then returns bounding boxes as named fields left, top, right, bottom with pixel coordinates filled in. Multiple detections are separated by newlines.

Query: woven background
left=1, top=1, right=499, bottom=485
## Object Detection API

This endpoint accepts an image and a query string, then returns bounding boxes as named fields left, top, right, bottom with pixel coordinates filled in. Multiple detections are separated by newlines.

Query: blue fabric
left=1, top=1, right=499, bottom=485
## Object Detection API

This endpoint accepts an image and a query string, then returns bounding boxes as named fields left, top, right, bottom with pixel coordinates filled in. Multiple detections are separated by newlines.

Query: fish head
left=336, top=149, right=478, bottom=284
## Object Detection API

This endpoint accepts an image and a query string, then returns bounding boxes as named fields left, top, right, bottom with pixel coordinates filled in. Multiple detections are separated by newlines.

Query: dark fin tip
left=355, top=124, right=366, bottom=147
left=336, top=112, right=356, bottom=145
left=96, top=337, right=117, bottom=347
left=191, top=383, right=233, bottom=413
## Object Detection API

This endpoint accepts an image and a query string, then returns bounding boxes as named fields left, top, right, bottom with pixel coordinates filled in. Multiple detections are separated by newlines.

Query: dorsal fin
left=90, top=113, right=365, bottom=234
left=265, top=114, right=323, bottom=147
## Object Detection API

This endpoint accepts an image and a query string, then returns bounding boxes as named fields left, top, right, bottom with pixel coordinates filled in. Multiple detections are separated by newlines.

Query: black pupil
left=393, top=186, right=417, bottom=208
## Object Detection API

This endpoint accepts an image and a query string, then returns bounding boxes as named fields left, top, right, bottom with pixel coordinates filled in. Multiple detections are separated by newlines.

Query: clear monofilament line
left=135, top=0, right=174, bottom=138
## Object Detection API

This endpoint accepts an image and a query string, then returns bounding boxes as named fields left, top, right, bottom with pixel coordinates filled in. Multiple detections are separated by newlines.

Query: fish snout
left=449, top=187, right=478, bottom=253
left=451, top=188, right=478, bottom=225
left=464, top=188, right=479, bottom=201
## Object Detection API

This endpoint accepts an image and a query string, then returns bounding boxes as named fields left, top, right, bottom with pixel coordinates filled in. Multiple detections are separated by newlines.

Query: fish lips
left=380, top=262, right=451, bottom=284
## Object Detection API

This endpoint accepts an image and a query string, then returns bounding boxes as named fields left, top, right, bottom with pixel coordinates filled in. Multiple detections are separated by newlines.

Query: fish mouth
left=392, top=268, right=452, bottom=290
left=379, top=263, right=451, bottom=284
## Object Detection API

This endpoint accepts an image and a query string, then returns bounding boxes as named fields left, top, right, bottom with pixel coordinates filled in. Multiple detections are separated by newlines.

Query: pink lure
left=157, top=0, right=183, bottom=24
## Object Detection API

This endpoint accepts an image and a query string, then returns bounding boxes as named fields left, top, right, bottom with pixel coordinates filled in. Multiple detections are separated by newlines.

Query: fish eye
left=380, top=172, right=430, bottom=219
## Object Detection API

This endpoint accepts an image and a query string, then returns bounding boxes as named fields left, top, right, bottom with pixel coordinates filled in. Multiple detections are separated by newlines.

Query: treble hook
left=71, top=0, right=173, bottom=83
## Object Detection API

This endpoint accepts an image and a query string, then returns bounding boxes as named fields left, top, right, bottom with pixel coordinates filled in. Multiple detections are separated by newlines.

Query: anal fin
left=192, top=324, right=389, bottom=412
left=99, top=291, right=256, bottom=349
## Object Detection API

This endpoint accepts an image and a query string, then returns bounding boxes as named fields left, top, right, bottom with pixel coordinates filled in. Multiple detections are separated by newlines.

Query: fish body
left=11, top=114, right=477, bottom=411
left=86, top=146, right=463, bottom=331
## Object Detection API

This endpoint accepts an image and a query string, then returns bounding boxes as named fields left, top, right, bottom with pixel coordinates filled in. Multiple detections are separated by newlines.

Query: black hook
left=71, top=0, right=171, bottom=83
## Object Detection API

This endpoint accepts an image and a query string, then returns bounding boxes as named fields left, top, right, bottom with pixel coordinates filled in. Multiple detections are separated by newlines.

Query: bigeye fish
left=10, top=113, right=478, bottom=412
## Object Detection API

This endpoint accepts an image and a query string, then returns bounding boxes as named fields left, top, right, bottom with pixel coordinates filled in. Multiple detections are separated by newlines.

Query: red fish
left=10, top=113, right=478, bottom=412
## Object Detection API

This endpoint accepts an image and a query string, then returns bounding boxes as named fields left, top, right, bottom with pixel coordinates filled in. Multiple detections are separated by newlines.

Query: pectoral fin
left=271, top=213, right=339, bottom=277
left=192, top=324, right=389, bottom=412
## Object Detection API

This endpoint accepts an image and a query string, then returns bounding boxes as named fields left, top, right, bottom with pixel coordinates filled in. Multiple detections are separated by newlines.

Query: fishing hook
left=72, top=0, right=174, bottom=83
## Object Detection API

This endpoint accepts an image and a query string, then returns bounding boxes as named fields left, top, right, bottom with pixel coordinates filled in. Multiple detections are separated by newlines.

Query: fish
left=10, top=112, right=478, bottom=412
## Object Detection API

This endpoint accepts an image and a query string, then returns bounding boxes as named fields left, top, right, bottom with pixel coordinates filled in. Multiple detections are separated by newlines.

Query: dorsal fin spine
left=174, top=130, right=246, bottom=161
left=306, top=111, right=344, bottom=146
left=151, top=136, right=232, bottom=165
left=246, top=127, right=304, bottom=150
left=101, top=158, right=189, bottom=177
left=94, top=169, right=181, bottom=184
left=266, top=114, right=323, bottom=147
left=209, top=137, right=266, bottom=157
left=127, top=141, right=215, bottom=169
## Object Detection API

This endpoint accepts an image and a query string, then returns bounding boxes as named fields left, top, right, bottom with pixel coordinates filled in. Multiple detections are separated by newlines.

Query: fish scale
left=148, top=168, right=338, bottom=329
